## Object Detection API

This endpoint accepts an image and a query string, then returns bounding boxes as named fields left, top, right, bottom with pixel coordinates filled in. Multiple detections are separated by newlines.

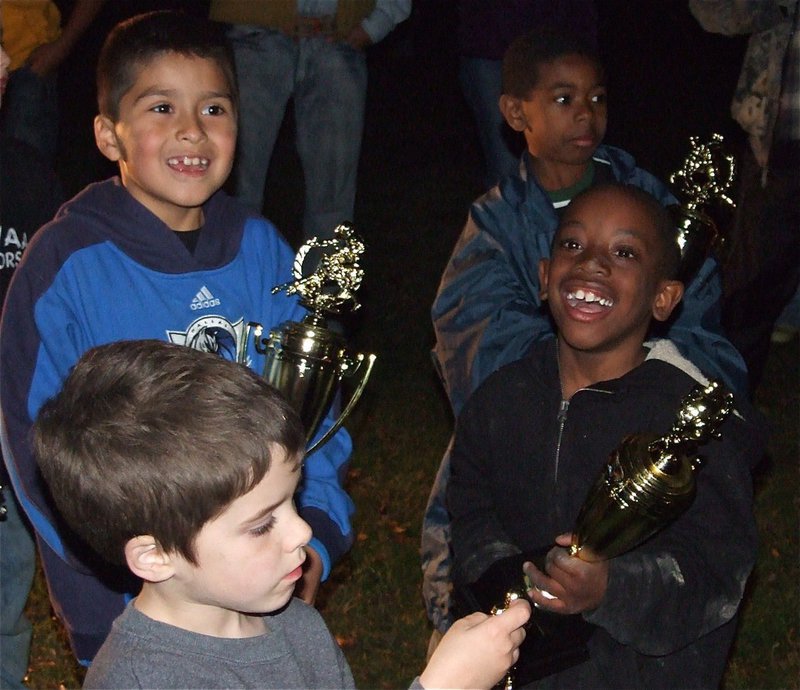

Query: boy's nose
left=287, top=512, right=313, bottom=552
left=577, top=249, right=610, bottom=273
left=574, top=98, right=594, bottom=120
left=177, top=114, right=206, bottom=142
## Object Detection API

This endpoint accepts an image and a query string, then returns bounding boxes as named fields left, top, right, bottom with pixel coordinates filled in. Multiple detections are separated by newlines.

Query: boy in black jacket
left=448, top=183, right=763, bottom=688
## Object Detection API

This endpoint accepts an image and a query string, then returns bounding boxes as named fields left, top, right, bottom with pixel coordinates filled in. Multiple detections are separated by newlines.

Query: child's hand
left=419, top=598, right=530, bottom=690
left=524, top=533, right=608, bottom=615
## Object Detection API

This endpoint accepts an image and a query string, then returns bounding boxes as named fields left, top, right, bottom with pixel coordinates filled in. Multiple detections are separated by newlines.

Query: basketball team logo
left=167, top=315, right=246, bottom=362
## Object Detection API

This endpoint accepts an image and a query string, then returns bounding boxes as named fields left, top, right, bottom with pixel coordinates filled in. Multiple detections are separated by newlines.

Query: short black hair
left=97, top=10, right=238, bottom=120
left=502, top=26, right=604, bottom=99
left=34, top=340, right=305, bottom=565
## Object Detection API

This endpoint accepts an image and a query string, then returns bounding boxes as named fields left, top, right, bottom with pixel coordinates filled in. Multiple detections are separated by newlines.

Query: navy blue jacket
left=423, top=145, right=747, bottom=632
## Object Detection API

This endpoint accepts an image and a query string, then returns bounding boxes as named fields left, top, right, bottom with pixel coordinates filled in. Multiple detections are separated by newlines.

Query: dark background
left=53, top=0, right=748, bottom=221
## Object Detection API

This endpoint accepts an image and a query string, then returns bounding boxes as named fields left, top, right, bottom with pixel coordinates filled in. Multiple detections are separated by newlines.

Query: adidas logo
left=190, top=286, right=221, bottom=311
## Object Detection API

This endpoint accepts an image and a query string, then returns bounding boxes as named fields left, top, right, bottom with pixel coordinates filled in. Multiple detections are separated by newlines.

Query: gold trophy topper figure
left=668, top=133, right=737, bottom=282
left=242, top=223, right=375, bottom=456
left=670, top=133, right=736, bottom=212
left=272, top=222, right=366, bottom=315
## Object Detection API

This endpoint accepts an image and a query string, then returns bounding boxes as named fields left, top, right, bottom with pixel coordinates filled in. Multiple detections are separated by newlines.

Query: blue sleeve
left=431, top=206, right=555, bottom=416
left=298, top=420, right=355, bottom=580
left=0, top=239, right=91, bottom=564
left=662, top=257, right=748, bottom=393
left=623, top=163, right=748, bottom=394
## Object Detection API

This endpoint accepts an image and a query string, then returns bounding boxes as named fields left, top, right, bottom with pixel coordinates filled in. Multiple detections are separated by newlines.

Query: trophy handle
left=239, top=321, right=270, bottom=365
left=306, top=353, right=377, bottom=457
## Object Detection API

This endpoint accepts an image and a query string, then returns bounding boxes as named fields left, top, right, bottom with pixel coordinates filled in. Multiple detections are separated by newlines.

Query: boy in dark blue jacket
left=422, top=27, right=747, bottom=636
left=0, top=11, right=354, bottom=664
left=448, top=183, right=762, bottom=688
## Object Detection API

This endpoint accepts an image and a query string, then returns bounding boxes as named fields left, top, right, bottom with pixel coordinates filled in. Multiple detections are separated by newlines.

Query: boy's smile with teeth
left=168, top=156, right=210, bottom=170
left=566, top=288, right=613, bottom=308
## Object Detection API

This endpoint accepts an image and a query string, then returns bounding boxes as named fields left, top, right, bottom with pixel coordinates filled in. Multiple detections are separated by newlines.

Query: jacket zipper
left=554, top=398, right=570, bottom=482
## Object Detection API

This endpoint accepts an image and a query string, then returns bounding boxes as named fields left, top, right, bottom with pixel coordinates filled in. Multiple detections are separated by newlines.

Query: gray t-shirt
left=83, top=598, right=355, bottom=689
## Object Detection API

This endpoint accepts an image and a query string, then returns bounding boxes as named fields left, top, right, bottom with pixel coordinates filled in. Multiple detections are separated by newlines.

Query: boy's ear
left=538, top=258, right=550, bottom=300
left=125, top=535, right=176, bottom=583
left=94, top=114, right=122, bottom=162
left=499, top=95, right=528, bottom=132
left=651, top=280, right=684, bottom=322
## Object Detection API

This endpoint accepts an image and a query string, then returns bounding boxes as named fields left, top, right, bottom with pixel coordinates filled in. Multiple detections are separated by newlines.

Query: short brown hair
left=97, top=10, right=238, bottom=120
left=34, top=340, right=304, bottom=565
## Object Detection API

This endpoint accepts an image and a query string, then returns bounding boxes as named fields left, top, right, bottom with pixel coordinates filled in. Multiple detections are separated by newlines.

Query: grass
left=21, top=10, right=799, bottom=688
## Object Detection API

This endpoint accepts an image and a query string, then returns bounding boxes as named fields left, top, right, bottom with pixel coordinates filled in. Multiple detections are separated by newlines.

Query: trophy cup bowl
left=569, top=379, right=734, bottom=562
left=669, top=205, right=719, bottom=285
left=239, top=223, right=376, bottom=456
left=568, top=432, right=697, bottom=562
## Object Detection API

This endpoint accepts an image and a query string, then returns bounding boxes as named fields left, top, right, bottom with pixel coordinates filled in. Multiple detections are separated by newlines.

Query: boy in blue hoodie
left=0, top=10, right=354, bottom=664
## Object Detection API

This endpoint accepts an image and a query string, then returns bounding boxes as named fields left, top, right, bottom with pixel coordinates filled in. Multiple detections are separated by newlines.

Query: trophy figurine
left=668, top=133, right=736, bottom=282
left=569, top=379, right=734, bottom=562
left=240, top=223, right=376, bottom=456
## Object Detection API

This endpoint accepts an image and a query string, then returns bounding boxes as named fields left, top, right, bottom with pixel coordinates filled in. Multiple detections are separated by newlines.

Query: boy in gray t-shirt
left=34, top=339, right=529, bottom=689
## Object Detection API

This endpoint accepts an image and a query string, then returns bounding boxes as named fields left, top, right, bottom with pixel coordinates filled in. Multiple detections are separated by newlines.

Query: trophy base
left=454, top=549, right=594, bottom=686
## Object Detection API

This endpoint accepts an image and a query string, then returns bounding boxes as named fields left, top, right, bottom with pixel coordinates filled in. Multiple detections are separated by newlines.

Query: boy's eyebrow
left=241, top=503, right=281, bottom=527
left=545, top=80, right=606, bottom=91
left=132, top=86, right=234, bottom=104
left=240, top=473, right=301, bottom=527
left=557, top=222, right=649, bottom=240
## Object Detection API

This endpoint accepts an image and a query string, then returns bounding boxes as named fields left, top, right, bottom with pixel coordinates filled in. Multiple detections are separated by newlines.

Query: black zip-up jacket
left=448, top=339, right=764, bottom=689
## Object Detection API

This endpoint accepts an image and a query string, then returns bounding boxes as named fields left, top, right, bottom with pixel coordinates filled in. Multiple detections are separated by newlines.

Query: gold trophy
left=668, top=133, right=736, bottom=282
left=569, top=379, right=734, bottom=562
left=240, top=223, right=376, bottom=455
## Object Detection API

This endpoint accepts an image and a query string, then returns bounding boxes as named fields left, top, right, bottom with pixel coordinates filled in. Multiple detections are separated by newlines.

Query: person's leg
left=226, top=25, right=297, bottom=214
left=293, top=38, right=367, bottom=243
left=0, top=485, right=36, bottom=689
left=721, top=146, right=800, bottom=393
left=0, top=66, right=59, bottom=163
left=458, top=56, right=519, bottom=189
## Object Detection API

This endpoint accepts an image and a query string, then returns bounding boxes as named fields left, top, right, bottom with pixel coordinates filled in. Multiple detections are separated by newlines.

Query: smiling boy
left=447, top=183, right=763, bottom=688
left=94, top=51, right=237, bottom=230
left=422, top=26, right=747, bottom=637
left=0, top=11, right=355, bottom=663
left=34, top=340, right=530, bottom=690
left=538, top=184, right=683, bottom=397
